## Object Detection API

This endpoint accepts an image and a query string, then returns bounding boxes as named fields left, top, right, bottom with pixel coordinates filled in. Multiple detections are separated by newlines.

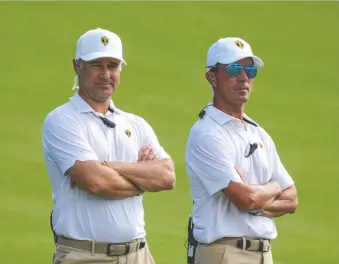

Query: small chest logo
left=125, top=129, right=131, bottom=137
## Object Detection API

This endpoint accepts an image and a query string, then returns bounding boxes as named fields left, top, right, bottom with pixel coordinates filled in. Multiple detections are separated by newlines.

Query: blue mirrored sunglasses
left=208, top=64, right=258, bottom=79
left=226, top=64, right=257, bottom=79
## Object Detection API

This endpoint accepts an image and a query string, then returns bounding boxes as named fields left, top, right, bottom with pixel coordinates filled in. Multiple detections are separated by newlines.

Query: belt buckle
left=106, top=243, right=130, bottom=257
left=236, top=239, right=251, bottom=250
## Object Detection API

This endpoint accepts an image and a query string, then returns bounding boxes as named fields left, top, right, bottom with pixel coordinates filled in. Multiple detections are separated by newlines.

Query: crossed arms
left=43, top=113, right=176, bottom=199
left=186, top=134, right=298, bottom=218
left=67, top=146, right=176, bottom=199
left=225, top=171, right=298, bottom=217
left=261, top=184, right=298, bottom=217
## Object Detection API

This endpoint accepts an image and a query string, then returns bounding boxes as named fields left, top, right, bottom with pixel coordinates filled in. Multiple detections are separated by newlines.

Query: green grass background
left=0, top=1, right=338, bottom=264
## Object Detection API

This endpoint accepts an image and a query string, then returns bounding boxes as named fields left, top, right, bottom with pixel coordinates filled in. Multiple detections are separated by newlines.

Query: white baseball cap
left=75, top=27, right=127, bottom=64
left=206, top=37, right=263, bottom=71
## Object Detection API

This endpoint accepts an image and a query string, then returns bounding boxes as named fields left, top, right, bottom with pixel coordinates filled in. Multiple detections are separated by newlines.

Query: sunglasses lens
left=227, top=64, right=242, bottom=77
left=226, top=64, right=258, bottom=79
left=245, top=66, right=257, bottom=79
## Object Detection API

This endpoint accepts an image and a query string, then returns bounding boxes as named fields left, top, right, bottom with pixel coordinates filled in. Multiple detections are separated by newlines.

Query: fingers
left=235, top=166, right=246, bottom=183
left=235, top=166, right=242, bottom=176
left=138, top=146, right=158, bottom=162
left=138, top=147, right=145, bottom=161
left=139, top=147, right=152, bottom=161
left=147, top=149, right=157, bottom=161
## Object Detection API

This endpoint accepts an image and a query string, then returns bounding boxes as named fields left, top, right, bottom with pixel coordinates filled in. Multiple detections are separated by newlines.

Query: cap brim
left=226, top=55, right=264, bottom=68
left=210, top=55, right=264, bottom=69
left=79, top=52, right=127, bottom=65
left=251, top=56, right=264, bottom=68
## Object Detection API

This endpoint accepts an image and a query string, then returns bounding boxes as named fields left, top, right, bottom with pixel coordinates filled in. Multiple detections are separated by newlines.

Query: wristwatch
left=249, top=210, right=264, bottom=216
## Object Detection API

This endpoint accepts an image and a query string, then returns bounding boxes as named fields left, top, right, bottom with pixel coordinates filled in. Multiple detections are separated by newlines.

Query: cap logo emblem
left=235, top=40, right=244, bottom=49
left=101, top=36, right=109, bottom=46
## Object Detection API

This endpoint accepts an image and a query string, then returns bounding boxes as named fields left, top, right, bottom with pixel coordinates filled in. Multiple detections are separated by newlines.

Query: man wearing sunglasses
left=185, top=37, right=298, bottom=264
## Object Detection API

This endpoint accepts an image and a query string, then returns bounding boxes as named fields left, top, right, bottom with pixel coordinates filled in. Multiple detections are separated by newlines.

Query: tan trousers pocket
left=125, top=243, right=155, bottom=264
left=194, top=244, right=226, bottom=264
left=194, top=243, right=273, bottom=264
left=53, top=245, right=73, bottom=264
left=262, top=250, right=274, bottom=264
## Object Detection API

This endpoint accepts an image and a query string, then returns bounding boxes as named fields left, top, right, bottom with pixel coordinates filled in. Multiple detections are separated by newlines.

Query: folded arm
left=262, top=184, right=298, bottom=217
left=67, top=160, right=142, bottom=198
left=109, top=117, right=176, bottom=193
left=223, top=180, right=282, bottom=211
left=108, top=158, right=176, bottom=192
left=261, top=134, right=298, bottom=217
left=231, top=170, right=297, bottom=215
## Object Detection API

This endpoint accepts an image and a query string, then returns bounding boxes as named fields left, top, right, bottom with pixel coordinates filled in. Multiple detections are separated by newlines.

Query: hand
left=235, top=166, right=246, bottom=183
left=138, top=146, right=158, bottom=162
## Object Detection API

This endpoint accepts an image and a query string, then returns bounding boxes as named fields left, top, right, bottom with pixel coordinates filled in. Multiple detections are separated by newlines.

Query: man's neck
left=213, top=99, right=244, bottom=120
left=78, top=90, right=110, bottom=114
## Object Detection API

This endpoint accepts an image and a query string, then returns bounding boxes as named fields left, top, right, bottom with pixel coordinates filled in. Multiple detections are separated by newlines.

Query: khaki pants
left=53, top=238, right=155, bottom=264
left=194, top=240, right=274, bottom=264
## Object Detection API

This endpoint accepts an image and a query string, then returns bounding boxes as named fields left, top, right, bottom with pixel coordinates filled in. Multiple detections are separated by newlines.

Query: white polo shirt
left=42, top=93, right=170, bottom=243
left=185, top=106, right=294, bottom=244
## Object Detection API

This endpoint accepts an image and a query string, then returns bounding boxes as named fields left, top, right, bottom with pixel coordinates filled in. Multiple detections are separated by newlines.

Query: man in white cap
left=42, top=28, right=176, bottom=264
left=185, top=37, right=298, bottom=264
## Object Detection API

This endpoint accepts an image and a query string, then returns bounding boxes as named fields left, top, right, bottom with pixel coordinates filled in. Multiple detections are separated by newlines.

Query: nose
left=237, top=68, right=248, bottom=81
left=101, top=66, right=110, bottom=79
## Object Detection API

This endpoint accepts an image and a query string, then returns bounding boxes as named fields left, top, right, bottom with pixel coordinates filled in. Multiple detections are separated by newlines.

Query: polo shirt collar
left=206, top=106, right=234, bottom=125
left=69, top=93, right=120, bottom=114
left=205, top=105, right=257, bottom=126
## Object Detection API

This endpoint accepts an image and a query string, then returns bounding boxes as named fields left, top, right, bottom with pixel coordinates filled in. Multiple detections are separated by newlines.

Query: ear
left=73, top=59, right=81, bottom=75
left=205, top=71, right=216, bottom=88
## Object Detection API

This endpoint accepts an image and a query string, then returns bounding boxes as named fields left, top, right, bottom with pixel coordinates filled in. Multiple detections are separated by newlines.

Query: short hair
left=208, top=63, right=221, bottom=73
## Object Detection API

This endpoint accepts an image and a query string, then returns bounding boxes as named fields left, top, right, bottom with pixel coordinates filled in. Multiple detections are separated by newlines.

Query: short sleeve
left=185, top=135, right=243, bottom=197
left=269, top=138, right=294, bottom=190
left=42, top=111, right=99, bottom=175
left=139, top=118, right=170, bottom=160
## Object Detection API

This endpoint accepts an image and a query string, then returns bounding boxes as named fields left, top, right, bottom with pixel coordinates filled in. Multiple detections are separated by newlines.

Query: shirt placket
left=106, top=115, right=116, bottom=161
left=235, top=120, right=252, bottom=182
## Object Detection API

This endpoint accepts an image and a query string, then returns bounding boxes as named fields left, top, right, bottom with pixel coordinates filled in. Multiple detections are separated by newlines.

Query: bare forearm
left=247, top=181, right=282, bottom=210
left=264, top=198, right=297, bottom=213
left=108, top=159, right=175, bottom=192
left=70, top=161, right=141, bottom=198
left=94, top=171, right=142, bottom=198
left=264, top=185, right=298, bottom=213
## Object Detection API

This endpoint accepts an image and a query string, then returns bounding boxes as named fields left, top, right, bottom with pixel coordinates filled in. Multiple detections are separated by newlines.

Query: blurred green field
left=0, top=1, right=338, bottom=264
